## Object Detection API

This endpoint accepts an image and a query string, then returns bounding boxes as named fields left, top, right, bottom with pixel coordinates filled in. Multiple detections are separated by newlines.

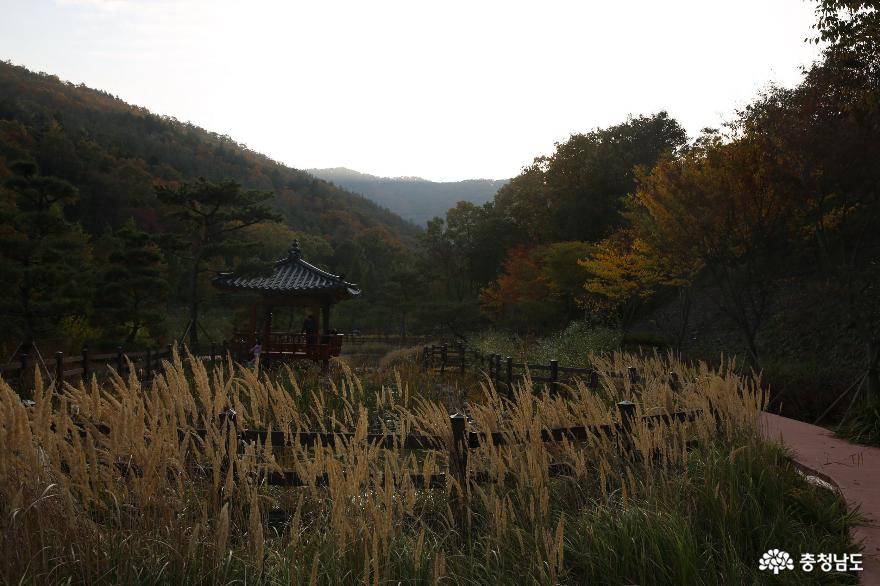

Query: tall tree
left=479, top=245, right=587, bottom=332
left=492, top=113, right=687, bottom=245
left=157, top=178, right=279, bottom=348
left=0, top=161, right=91, bottom=347
left=580, top=229, right=699, bottom=346
left=740, top=54, right=880, bottom=396
left=633, top=133, right=793, bottom=366
left=580, top=231, right=664, bottom=331
left=813, top=0, right=880, bottom=75
left=93, top=219, right=168, bottom=345
left=545, top=112, right=688, bottom=242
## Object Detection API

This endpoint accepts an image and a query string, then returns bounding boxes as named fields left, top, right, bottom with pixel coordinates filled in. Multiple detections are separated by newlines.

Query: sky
left=0, top=0, right=823, bottom=182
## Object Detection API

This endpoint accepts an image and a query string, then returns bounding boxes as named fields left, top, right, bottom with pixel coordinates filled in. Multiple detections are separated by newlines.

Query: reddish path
left=761, top=412, right=880, bottom=584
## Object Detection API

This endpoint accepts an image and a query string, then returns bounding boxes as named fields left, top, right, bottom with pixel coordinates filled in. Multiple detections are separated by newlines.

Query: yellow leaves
left=579, top=231, right=667, bottom=307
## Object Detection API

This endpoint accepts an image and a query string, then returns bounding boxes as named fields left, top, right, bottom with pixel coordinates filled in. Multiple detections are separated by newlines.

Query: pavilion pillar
left=249, top=303, right=258, bottom=335
left=263, top=303, right=273, bottom=351
left=312, top=303, right=321, bottom=344
left=311, top=303, right=320, bottom=338
left=322, top=305, right=330, bottom=334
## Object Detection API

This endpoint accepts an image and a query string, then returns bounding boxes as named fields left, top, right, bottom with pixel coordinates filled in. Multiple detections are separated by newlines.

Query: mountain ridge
left=308, top=167, right=509, bottom=226
left=0, top=60, right=420, bottom=247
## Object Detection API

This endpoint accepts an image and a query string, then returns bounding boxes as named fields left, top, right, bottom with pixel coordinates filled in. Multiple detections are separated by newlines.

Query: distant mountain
left=308, top=167, right=509, bottom=226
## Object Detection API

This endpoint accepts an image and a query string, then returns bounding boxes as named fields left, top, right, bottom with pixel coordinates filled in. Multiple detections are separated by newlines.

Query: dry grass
left=0, top=350, right=857, bottom=584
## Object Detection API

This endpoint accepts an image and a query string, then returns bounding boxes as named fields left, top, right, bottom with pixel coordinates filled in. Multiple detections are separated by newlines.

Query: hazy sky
left=1, top=0, right=822, bottom=182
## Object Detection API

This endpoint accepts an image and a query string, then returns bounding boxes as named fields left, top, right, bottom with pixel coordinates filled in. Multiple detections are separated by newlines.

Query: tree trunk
left=867, top=339, right=880, bottom=402
left=188, top=254, right=203, bottom=350
left=674, top=286, right=692, bottom=354
left=744, top=330, right=761, bottom=371
left=125, top=322, right=140, bottom=346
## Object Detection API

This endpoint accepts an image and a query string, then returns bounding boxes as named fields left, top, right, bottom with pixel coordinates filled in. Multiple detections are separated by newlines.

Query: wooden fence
left=343, top=333, right=435, bottom=348
left=6, top=339, right=718, bottom=503
left=1, top=345, right=177, bottom=395
left=64, top=401, right=712, bottom=491
left=420, top=343, right=678, bottom=393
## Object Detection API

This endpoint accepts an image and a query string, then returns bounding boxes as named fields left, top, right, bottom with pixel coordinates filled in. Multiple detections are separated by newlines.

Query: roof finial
left=288, top=240, right=302, bottom=260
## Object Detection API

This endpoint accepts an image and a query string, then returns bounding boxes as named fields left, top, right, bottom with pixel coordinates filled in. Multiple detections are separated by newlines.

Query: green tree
left=740, top=51, right=880, bottom=396
left=0, top=161, right=92, bottom=347
left=538, top=241, right=594, bottom=319
left=157, top=178, right=279, bottom=348
left=93, top=219, right=168, bottom=345
left=494, top=112, right=688, bottom=245
left=813, top=0, right=880, bottom=74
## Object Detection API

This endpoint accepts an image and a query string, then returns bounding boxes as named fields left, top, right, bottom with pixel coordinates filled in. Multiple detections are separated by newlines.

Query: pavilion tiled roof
left=212, top=242, right=360, bottom=297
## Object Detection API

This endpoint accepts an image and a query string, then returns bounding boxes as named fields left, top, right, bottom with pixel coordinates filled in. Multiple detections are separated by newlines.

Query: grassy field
left=468, top=322, right=621, bottom=369
left=0, top=350, right=860, bottom=584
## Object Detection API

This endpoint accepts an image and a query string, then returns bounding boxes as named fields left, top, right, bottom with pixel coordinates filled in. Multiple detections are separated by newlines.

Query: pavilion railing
left=228, top=330, right=344, bottom=361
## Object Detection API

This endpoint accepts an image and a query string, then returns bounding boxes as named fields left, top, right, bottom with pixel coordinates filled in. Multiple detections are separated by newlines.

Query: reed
left=0, top=349, right=858, bottom=584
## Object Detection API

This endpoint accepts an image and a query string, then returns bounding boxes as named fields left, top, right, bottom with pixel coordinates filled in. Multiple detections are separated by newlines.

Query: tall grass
left=470, top=322, right=621, bottom=368
left=0, top=350, right=858, bottom=584
left=836, top=396, right=880, bottom=447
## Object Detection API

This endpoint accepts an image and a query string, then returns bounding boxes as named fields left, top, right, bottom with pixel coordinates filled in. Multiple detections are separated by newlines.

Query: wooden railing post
left=589, top=369, right=599, bottom=389
left=18, top=352, right=29, bottom=396
left=627, top=366, right=638, bottom=386
left=217, top=407, right=239, bottom=503
left=222, top=340, right=229, bottom=361
left=81, top=348, right=89, bottom=382
left=55, top=351, right=63, bottom=392
left=117, top=346, right=124, bottom=376
left=441, top=343, right=448, bottom=374
left=506, top=356, right=513, bottom=390
left=617, top=400, right=636, bottom=454
left=449, top=413, right=468, bottom=490
left=550, top=359, right=559, bottom=393
left=669, top=371, right=680, bottom=392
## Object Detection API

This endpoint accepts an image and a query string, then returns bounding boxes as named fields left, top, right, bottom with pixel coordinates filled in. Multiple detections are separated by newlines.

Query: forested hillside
left=308, top=167, right=507, bottom=226
left=0, top=61, right=422, bottom=352
left=0, top=61, right=419, bottom=241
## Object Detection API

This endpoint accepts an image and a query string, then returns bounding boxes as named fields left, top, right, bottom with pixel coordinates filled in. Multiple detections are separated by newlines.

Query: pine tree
left=157, top=178, right=279, bottom=349
left=0, top=161, right=92, bottom=347
left=94, top=219, right=168, bottom=345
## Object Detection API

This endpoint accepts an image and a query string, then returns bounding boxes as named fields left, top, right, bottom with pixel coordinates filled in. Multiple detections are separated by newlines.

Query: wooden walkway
left=761, top=412, right=880, bottom=584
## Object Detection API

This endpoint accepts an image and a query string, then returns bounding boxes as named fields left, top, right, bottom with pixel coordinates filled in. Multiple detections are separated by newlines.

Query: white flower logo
left=759, top=549, right=794, bottom=574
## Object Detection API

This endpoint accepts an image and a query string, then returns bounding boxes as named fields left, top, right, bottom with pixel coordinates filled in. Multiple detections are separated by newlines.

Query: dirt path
left=761, top=412, right=880, bottom=584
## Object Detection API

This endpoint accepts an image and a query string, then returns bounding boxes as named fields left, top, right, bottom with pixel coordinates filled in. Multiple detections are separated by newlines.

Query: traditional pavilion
left=212, top=241, right=360, bottom=365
